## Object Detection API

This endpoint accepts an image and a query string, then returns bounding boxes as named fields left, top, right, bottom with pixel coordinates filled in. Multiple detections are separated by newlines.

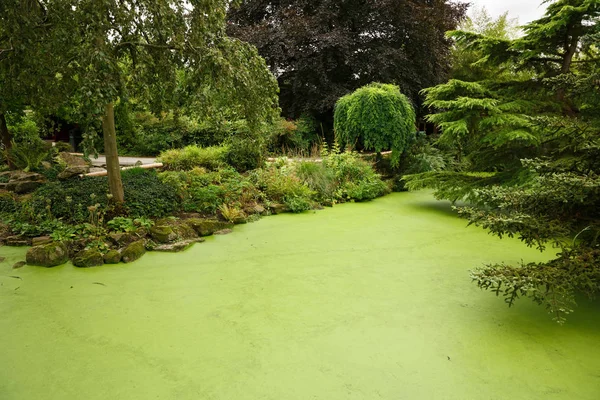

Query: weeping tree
left=2, top=0, right=279, bottom=202
left=334, top=83, right=416, bottom=167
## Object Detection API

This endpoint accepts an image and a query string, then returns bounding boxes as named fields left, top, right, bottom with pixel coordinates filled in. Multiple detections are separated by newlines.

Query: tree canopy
left=404, top=0, right=600, bottom=322
left=334, top=83, right=416, bottom=166
left=1, top=0, right=279, bottom=202
left=228, top=0, right=467, bottom=120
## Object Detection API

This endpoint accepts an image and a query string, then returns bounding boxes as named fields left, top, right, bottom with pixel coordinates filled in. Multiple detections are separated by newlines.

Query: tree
left=3, top=0, right=279, bottom=202
left=404, top=0, right=600, bottom=322
left=334, top=83, right=416, bottom=166
left=228, top=0, right=467, bottom=123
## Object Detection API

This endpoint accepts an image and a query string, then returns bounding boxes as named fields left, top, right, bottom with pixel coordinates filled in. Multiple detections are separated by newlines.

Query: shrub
left=158, top=145, right=228, bottom=171
left=8, top=140, right=52, bottom=172
left=25, top=169, right=179, bottom=223
left=249, top=165, right=314, bottom=212
left=159, top=167, right=259, bottom=214
left=0, top=191, right=17, bottom=214
left=322, top=151, right=390, bottom=201
left=295, top=161, right=336, bottom=202
left=225, top=135, right=265, bottom=172
left=334, top=83, right=416, bottom=166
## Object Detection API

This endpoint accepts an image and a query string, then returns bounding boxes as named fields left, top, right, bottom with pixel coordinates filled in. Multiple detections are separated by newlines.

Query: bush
left=24, top=169, right=179, bottom=224
left=334, top=83, right=416, bottom=166
left=225, top=135, right=265, bottom=172
left=249, top=165, right=314, bottom=212
left=158, top=145, right=228, bottom=171
left=159, top=167, right=259, bottom=214
left=322, top=151, right=390, bottom=201
left=295, top=162, right=336, bottom=202
left=8, top=140, right=52, bottom=172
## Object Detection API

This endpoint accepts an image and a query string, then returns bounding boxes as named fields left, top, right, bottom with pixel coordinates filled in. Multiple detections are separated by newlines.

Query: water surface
left=1, top=191, right=599, bottom=399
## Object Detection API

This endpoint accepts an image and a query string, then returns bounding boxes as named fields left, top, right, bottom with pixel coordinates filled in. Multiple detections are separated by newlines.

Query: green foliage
left=160, top=167, right=259, bottom=214
left=24, top=169, right=179, bottom=224
left=334, top=83, right=416, bottom=166
left=107, top=217, right=137, bottom=233
left=0, top=191, right=17, bottom=214
left=267, top=116, right=320, bottom=155
left=322, top=151, right=390, bottom=202
left=225, top=134, right=265, bottom=172
left=8, top=140, right=52, bottom=172
left=408, top=1, right=600, bottom=322
left=158, top=145, right=228, bottom=171
left=295, top=162, right=337, bottom=203
left=249, top=165, right=314, bottom=212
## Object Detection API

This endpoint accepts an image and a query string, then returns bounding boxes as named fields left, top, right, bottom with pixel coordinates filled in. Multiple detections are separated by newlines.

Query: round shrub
left=225, top=136, right=265, bottom=172
left=334, top=83, right=416, bottom=166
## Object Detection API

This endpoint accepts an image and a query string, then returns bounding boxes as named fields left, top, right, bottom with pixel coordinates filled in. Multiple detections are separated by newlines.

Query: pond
left=1, top=191, right=599, bottom=399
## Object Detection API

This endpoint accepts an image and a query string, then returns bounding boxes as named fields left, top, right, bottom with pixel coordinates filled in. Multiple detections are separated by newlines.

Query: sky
left=466, top=0, right=548, bottom=24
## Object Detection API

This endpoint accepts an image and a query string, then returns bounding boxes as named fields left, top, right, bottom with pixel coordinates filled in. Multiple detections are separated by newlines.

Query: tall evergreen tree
left=405, top=0, right=600, bottom=322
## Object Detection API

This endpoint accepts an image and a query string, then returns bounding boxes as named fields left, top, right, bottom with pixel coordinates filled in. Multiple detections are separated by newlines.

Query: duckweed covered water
left=1, top=191, right=599, bottom=399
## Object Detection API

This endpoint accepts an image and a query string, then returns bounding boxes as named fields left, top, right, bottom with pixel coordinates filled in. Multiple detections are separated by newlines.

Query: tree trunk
left=0, top=112, right=14, bottom=168
left=102, top=103, right=125, bottom=203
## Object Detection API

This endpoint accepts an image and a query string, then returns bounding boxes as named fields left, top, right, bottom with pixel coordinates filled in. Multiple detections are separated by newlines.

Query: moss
left=26, top=242, right=69, bottom=267
left=103, top=250, right=122, bottom=264
left=185, top=219, right=232, bottom=237
left=149, top=226, right=176, bottom=243
left=73, top=249, right=104, bottom=268
left=121, top=240, right=146, bottom=263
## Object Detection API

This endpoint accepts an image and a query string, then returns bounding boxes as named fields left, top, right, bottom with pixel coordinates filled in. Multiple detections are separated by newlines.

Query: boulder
left=32, top=236, right=52, bottom=246
left=173, top=223, right=197, bottom=240
left=185, top=219, right=232, bottom=237
left=214, top=228, right=233, bottom=235
left=66, top=238, right=92, bottom=258
left=26, top=242, right=69, bottom=267
left=40, top=161, right=53, bottom=170
left=58, top=166, right=88, bottom=180
left=108, top=232, right=136, bottom=247
left=73, top=249, right=104, bottom=268
left=269, top=203, right=289, bottom=214
left=153, top=238, right=205, bottom=252
left=121, top=240, right=146, bottom=263
left=58, top=152, right=90, bottom=168
left=149, top=225, right=177, bottom=243
left=5, top=171, right=46, bottom=194
left=103, top=250, right=122, bottom=264
left=12, top=261, right=26, bottom=269
left=5, top=235, right=31, bottom=246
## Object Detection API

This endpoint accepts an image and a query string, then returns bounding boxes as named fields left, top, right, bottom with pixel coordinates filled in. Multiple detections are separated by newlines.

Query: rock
left=153, top=238, right=205, bottom=252
left=40, top=161, right=53, bottom=170
left=58, top=152, right=90, bottom=168
left=73, top=249, right=104, bottom=268
left=173, top=223, right=197, bottom=240
left=12, top=261, right=26, bottom=269
left=8, top=171, right=45, bottom=183
left=88, top=167, right=107, bottom=174
left=5, top=235, right=31, bottom=246
left=103, top=250, right=121, bottom=264
left=185, top=219, right=232, bottom=237
left=7, top=180, right=44, bottom=194
left=65, top=238, right=91, bottom=258
left=214, top=228, right=233, bottom=235
left=270, top=203, right=288, bottom=214
left=32, top=236, right=52, bottom=246
left=149, top=225, right=177, bottom=243
left=58, top=166, right=88, bottom=180
left=233, top=217, right=247, bottom=225
left=108, top=232, right=136, bottom=247
left=26, top=242, right=69, bottom=267
left=121, top=240, right=146, bottom=263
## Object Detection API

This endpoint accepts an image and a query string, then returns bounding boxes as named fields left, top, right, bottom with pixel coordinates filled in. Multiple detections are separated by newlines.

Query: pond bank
left=1, top=191, right=599, bottom=399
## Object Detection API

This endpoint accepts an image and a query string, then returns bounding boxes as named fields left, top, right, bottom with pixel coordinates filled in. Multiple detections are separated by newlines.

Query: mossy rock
left=108, top=232, right=137, bottom=247
left=103, top=250, right=121, bottom=264
left=185, top=219, right=233, bottom=237
left=149, top=225, right=177, bottom=243
left=153, top=238, right=205, bottom=252
left=121, top=240, right=146, bottom=263
left=26, top=242, right=69, bottom=267
left=173, top=223, right=197, bottom=240
left=73, top=249, right=104, bottom=268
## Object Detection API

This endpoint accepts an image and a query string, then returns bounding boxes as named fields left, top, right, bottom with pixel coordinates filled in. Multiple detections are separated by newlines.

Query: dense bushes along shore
left=0, top=148, right=391, bottom=268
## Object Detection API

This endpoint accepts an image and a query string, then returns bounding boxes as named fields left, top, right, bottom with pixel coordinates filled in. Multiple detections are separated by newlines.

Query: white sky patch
left=466, top=0, right=548, bottom=25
